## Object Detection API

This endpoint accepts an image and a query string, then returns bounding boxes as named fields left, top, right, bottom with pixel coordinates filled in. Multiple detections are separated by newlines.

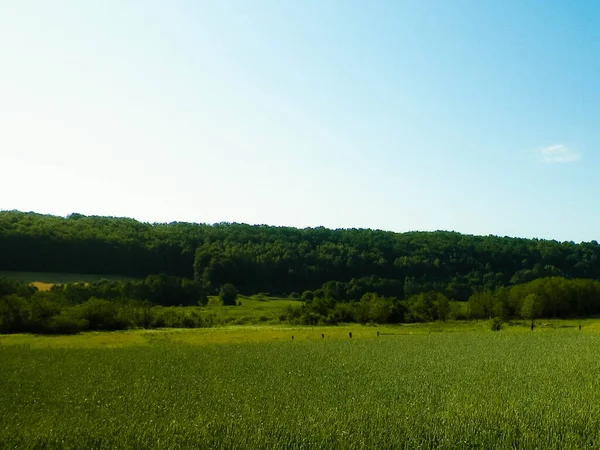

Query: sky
left=1, top=1, right=599, bottom=242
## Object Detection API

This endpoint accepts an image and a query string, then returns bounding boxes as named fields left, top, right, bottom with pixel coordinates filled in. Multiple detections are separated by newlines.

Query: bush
left=208, top=297, right=223, bottom=307
left=181, top=315, right=197, bottom=328
left=219, top=284, right=238, bottom=306
left=0, top=294, right=29, bottom=333
left=301, top=291, right=315, bottom=303
left=151, top=314, right=166, bottom=328
left=77, top=298, right=125, bottom=330
left=45, top=313, right=88, bottom=335
left=490, top=317, right=503, bottom=331
left=157, top=309, right=186, bottom=328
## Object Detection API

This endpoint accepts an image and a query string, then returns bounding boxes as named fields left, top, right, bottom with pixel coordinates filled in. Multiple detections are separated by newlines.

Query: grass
left=202, top=294, right=302, bottom=324
left=0, top=318, right=594, bottom=349
left=2, top=326, right=600, bottom=449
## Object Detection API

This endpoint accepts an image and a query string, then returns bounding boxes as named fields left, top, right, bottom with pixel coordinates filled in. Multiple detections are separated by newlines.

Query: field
left=2, top=325, right=600, bottom=449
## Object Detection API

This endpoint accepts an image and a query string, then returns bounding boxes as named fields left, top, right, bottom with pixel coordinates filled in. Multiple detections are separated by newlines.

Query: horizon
left=2, top=208, right=595, bottom=244
left=2, top=1, right=599, bottom=243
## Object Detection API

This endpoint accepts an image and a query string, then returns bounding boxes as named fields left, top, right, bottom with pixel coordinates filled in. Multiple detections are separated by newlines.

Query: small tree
left=521, top=293, right=542, bottom=327
left=435, top=294, right=450, bottom=322
left=219, top=283, right=238, bottom=306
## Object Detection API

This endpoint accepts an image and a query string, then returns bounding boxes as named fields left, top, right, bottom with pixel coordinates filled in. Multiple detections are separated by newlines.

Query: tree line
left=2, top=211, right=600, bottom=299
left=0, top=276, right=208, bottom=334
left=291, top=276, right=600, bottom=326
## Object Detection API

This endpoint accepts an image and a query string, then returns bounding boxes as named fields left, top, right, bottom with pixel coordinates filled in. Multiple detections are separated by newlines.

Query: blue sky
left=1, top=1, right=599, bottom=242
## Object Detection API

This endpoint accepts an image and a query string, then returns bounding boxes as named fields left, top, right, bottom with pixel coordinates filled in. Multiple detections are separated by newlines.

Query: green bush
left=0, top=294, right=29, bottom=333
left=490, top=316, right=503, bottom=331
left=45, top=313, right=88, bottom=335
left=219, top=284, right=238, bottom=306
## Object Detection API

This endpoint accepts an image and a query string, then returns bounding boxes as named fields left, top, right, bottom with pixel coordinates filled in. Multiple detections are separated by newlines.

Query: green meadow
left=3, top=270, right=600, bottom=448
left=3, top=325, right=600, bottom=449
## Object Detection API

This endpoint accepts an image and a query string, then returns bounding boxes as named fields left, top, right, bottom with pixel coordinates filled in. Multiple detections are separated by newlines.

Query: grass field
left=2, top=324, right=600, bottom=449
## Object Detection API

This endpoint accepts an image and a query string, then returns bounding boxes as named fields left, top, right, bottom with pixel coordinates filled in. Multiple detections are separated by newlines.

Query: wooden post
left=377, top=331, right=380, bottom=337
left=292, top=335, right=294, bottom=341
left=579, top=325, right=582, bottom=331
left=349, top=332, right=352, bottom=339
left=321, top=333, right=324, bottom=339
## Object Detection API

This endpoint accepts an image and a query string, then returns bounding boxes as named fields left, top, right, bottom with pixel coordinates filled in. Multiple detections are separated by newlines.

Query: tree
left=0, top=294, right=28, bottom=333
left=435, top=294, right=450, bottom=322
left=467, top=292, right=495, bottom=320
left=219, top=283, right=238, bottom=306
left=521, top=293, right=542, bottom=326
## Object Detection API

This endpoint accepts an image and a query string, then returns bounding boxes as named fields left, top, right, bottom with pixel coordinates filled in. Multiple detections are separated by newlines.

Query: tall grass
left=1, top=331, right=600, bottom=449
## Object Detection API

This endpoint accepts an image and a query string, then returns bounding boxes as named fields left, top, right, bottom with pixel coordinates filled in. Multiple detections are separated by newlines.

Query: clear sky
left=1, top=1, right=599, bottom=242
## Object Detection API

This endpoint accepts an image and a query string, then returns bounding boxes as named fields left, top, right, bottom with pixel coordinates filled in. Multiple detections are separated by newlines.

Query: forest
left=2, top=210, right=600, bottom=296
left=2, top=210, right=600, bottom=333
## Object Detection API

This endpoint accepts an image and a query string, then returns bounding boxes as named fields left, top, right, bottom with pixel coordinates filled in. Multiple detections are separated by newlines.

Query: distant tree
left=521, top=293, right=543, bottom=326
left=435, top=294, right=450, bottom=322
left=467, top=292, right=496, bottom=320
left=0, top=294, right=28, bottom=333
left=219, top=283, right=238, bottom=306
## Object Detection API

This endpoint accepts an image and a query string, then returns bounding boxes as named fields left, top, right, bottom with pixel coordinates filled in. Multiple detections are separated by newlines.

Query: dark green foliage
left=5, top=211, right=600, bottom=332
left=0, top=276, right=209, bottom=334
left=490, top=317, right=503, bottom=331
left=48, top=275, right=207, bottom=307
left=219, top=283, right=238, bottom=306
left=0, top=277, right=37, bottom=298
left=3, top=211, right=600, bottom=298
left=0, top=295, right=29, bottom=333
left=297, top=276, right=600, bottom=325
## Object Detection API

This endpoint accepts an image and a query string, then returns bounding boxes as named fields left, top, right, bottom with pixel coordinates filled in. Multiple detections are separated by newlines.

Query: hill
left=1, top=210, right=599, bottom=299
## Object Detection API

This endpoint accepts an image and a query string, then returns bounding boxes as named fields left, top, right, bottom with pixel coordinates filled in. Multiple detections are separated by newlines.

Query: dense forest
left=1, top=210, right=600, bottom=299
left=2, top=210, right=600, bottom=333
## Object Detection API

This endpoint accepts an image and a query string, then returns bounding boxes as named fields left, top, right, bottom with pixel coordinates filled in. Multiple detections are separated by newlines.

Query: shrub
left=490, top=317, right=503, bottom=331
left=301, top=291, right=315, bottom=303
left=219, top=284, right=238, bottom=306
left=208, top=297, right=223, bottom=307
left=181, top=315, right=197, bottom=328
left=0, top=294, right=29, bottom=333
left=45, top=313, right=88, bottom=335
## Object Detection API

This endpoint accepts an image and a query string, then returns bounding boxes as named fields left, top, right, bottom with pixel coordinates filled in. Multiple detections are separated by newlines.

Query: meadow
left=2, top=325, right=600, bottom=449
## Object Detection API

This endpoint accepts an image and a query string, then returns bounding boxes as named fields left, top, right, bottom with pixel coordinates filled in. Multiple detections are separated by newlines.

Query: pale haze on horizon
left=1, top=1, right=599, bottom=242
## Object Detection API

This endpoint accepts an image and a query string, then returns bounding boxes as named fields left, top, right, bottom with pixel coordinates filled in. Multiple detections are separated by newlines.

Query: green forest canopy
left=1, top=210, right=599, bottom=301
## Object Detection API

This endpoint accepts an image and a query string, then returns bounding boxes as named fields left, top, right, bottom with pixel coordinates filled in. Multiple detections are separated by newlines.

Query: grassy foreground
left=2, top=326, right=600, bottom=449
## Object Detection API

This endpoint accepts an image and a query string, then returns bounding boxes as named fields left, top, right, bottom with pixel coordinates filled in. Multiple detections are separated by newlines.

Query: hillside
left=1, top=210, right=599, bottom=299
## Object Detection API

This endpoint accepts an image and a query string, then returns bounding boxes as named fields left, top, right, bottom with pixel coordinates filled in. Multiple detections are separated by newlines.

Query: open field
left=0, top=318, right=596, bottom=349
left=2, top=325, right=600, bottom=449
left=202, top=294, right=302, bottom=324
